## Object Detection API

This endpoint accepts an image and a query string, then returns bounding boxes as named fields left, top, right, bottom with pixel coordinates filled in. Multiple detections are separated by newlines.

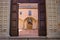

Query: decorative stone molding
left=46, top=0, right=60, bottom=38
left=0, top=0, right=10, bottom=37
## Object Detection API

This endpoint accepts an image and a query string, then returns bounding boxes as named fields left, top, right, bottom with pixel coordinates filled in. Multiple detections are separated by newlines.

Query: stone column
left=46, top=0, right=60, bottom=38
left=0, top=0, right=10, bottom=37
left=57, top=0, right=60, bottom=38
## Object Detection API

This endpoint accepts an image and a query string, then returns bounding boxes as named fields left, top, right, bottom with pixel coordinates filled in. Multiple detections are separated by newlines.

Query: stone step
left=0, top=37, right=60, bottom=40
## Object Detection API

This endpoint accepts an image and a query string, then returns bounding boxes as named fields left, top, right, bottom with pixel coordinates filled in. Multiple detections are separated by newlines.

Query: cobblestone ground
left=19, top=29, right=38, bottom=37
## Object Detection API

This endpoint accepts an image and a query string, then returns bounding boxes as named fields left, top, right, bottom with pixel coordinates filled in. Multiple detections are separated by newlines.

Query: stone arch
left=23, top=17, right=38, bottom=29
left=24, top=17, right=36, bottom=22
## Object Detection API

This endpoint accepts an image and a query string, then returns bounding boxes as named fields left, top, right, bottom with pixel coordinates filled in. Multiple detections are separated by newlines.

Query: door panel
left=27, top=23, right=32, bottom=29
left=10, top=0, right=18, bottom=36
left=39, top=0, right=46, bottom=36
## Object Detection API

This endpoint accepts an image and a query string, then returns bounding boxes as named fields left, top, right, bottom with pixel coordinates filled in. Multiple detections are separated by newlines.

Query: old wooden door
left=10, top=0, right=46, bottom=36
left=27, top=18, right=33, bottom=29
left=10, top=0, right=18, bottom=36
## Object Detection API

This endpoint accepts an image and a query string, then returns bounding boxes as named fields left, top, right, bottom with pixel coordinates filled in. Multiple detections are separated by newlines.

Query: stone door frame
left=10, top=0, right=47, bottom=36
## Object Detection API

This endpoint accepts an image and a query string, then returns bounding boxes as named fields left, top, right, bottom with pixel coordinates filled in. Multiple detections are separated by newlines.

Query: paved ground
left=19, top=29, right=38, bottom=37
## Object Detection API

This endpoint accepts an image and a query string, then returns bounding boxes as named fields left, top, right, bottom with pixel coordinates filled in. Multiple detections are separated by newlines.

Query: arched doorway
left=23, top=17, right=37, bottom=30
left=27, top=18, right=33, bottom=29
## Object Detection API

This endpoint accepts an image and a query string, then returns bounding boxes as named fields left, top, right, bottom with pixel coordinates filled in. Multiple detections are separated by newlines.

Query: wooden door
left=10, top=0, right=18, bottom=36
left=27, top=22, right=32, bottom=29
left=38, top=0, right=47, bottom=36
